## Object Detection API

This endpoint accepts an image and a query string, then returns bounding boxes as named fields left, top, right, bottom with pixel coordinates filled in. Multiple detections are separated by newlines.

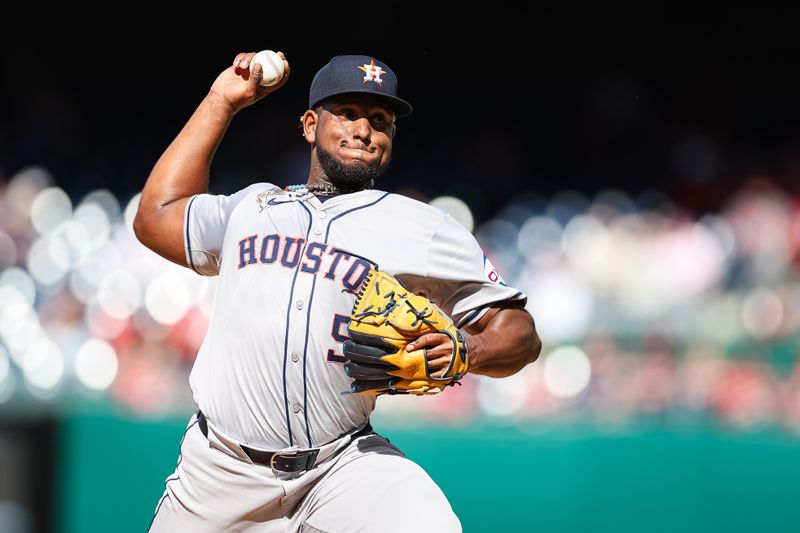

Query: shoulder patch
left=483, top=254, right=508, bottom=286
left=256, top=185, right=286, bottom=212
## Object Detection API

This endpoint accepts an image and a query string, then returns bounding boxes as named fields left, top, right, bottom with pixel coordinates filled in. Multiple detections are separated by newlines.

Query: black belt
left=196, top=410, right=372, bottom=473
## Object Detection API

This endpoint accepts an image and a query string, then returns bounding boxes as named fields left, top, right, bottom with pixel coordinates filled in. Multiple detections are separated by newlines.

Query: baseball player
left=135, top=51, right=541, bottom=533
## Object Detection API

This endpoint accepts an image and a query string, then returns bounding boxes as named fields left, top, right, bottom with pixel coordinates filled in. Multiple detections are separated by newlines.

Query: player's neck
left=290, top=182, right=345, bottom=195
left=306, top=154, right=375, bottom=194
left=302, top=177, right=374, bottom=195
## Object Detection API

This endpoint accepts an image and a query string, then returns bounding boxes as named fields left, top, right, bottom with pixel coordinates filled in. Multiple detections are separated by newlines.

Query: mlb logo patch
left=358, top=60, right=385, bottom=86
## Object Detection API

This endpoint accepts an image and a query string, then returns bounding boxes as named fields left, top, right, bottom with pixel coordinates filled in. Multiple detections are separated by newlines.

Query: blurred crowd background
left=2, top=167, right=800, bottom=434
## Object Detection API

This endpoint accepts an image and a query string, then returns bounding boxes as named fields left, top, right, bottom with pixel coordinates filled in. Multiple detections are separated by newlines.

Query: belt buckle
left=269, top=449, right=319, bottom=474
left=269, top=450, right=300, bottom=473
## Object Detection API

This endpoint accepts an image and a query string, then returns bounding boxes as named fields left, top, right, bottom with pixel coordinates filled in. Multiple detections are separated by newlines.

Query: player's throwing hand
left=208, top=51, right=290, bottom=114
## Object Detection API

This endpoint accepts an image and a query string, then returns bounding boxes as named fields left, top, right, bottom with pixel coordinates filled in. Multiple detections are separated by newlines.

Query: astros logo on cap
left=358, top=60, right=385, bottom=86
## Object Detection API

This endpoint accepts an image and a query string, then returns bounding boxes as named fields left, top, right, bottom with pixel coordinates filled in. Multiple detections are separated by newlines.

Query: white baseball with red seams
left=250, top=50, right=284, bottom=86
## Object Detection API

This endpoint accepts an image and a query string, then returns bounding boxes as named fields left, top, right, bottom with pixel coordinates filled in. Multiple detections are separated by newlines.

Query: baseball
left=250, top=50, right=284, bottom=87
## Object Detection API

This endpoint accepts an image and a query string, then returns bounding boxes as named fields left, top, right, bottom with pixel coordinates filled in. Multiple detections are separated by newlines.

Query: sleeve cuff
left=457, top=306, right=491, bottom=328
left=456, top=291, right=528, bottom=328
left=184, top=195, right=219, bottom=276
left=184, top=195, right=199, bottom=274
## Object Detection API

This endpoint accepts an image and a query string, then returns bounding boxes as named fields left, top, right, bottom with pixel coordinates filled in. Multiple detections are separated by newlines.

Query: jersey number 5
left=327, top=313, right=350, bottom=363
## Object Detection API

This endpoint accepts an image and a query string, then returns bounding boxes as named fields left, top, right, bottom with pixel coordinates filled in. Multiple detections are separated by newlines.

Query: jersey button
left=295, top=300, right=304, bottom=310
left=291, top=353, right=300, bottom=363
left=314, top=227, right=323, bottom=235
left=318, top=211, right=327, bottom=219
left=293, top=404, right=302, bottom=413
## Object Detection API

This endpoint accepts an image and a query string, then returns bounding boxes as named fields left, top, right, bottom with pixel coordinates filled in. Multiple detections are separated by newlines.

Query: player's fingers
left=407, top=333, right=448, bottom=352
left=250, top=62, right=263, bottom=85
left=425, top=347, right=453, bottom=363
left=234, top=52, right=256, bottom=75
left=424, top=341, right=454, bottom=361
left=233, top=52, right=248, bottom=67
left=429, top=358, right=453, bottom=378
left=278, top=51, right=290, bottom=80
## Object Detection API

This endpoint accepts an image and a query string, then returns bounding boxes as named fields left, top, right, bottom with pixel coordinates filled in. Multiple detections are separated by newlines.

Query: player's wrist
left=464, top=334, right=480, bottom=374
left=204, top=90, right=240, bottom=117
left=457, top=328, right=471, bottom=375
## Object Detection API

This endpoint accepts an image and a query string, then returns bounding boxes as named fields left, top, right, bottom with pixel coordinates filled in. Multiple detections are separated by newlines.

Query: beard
left=314, top=141, right=391, bottom=191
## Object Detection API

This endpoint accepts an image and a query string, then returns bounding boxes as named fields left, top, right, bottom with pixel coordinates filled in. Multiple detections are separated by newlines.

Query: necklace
left=284, top=180, right=374, bottom=196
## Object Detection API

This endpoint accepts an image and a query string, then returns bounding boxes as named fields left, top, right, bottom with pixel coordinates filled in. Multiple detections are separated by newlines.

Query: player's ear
left=301, top=109, right=318, bottom=144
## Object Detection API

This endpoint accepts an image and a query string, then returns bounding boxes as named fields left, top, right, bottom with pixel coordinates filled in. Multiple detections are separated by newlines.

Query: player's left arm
left=409, top=301, right=541, bottom=379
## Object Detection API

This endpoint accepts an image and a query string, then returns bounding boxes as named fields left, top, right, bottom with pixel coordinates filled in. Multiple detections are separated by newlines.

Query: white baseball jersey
left=183, top=183, right=527, bottom=450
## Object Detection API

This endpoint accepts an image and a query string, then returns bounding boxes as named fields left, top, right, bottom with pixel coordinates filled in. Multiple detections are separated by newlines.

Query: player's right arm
left=133, top=51, right=290, bottom=267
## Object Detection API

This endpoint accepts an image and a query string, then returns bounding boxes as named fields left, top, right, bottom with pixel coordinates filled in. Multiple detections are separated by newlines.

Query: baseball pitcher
left=135, top=51, right=541, bottom=533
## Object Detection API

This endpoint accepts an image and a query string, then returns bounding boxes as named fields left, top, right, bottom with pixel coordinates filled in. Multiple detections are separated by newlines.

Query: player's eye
left=340, top=108, right=357, bottom=120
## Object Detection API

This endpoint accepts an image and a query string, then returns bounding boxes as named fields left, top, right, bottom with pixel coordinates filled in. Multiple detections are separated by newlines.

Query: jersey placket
left=285, top=263, right=313, bottom=447
left=282, top=199, right=330, bottom=448
left=293, top=201, right=333, bottom=447
left=279, top=201, right=314, bottom=448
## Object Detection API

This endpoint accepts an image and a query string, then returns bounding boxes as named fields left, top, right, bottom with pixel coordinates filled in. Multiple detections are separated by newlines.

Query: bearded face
left=310, top=97, right=396, bottom=191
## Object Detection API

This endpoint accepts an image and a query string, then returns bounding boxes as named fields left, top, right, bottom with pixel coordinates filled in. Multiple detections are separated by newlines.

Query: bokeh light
left=73, top=202, right=111, bottom=251
left=523, top=268, right=594, bottom=342
left=84, top=299, right=129, bottom=340
left=595, top=189, right=636, bottom=216
left=51, top=220, right=92, bottom=269
left=97, top=270, right=142, bottom=319
left=698, top=214, right=736, bottom=258
left=72, top=243, right=124, bottom=302
left=80, top=189, right=121, bottom=224
left=547, top=190, right=590, bottom=224
left=562, top=215, right=609, bottom=269
left=741, top=288, right=783, bottom=339
left=75, top=338, right=119, bottom=391
left=30, top=186, right=72, bottom=235
left=543, top=346, right=592, bottom=398
left=0, top=230, right=18, bottom=269
left=476, top=373, right=528, bottom=417
left=430, top=196, right=475, bottom=232
left=0, top=370, right=15, bottom=404
left=517, top=216, right=562, bottom=264
left=0, top=344, right=10, bottom=388
left=0, top=268, right=37, bottom=306
left=5, top=166, right=52, bottom=220
left=26, top=235, right=69, bottom=287
left=145, top=269, right=193, bottom=325
left=0, top=297, right=41, bottom=364
left=123, top=193, right=142, bottom=234
left=22, top=337, right=64, bottom=395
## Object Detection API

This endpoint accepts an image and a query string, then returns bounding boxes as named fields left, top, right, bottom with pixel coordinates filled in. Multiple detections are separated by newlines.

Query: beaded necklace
left=283, top=180, right=373, bottom=196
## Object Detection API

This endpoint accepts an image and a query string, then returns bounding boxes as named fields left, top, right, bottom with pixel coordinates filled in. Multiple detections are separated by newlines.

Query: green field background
left=56, top=413, right=800, bottom=533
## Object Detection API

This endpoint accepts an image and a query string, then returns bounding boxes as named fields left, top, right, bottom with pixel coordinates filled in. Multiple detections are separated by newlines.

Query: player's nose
left=351, top=117, right=372, bottom=143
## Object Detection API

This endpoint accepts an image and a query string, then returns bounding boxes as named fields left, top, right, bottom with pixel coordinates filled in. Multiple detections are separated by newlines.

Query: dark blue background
left=3, top=4, right=800, bottom=220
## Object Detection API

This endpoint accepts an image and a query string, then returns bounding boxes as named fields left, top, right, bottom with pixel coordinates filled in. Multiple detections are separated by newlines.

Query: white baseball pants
left=147, top=412, right=461, bottom=532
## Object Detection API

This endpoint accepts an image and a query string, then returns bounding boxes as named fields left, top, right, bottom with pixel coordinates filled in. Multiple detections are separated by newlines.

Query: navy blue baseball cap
left=309, top=55, right=413, bottom=118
